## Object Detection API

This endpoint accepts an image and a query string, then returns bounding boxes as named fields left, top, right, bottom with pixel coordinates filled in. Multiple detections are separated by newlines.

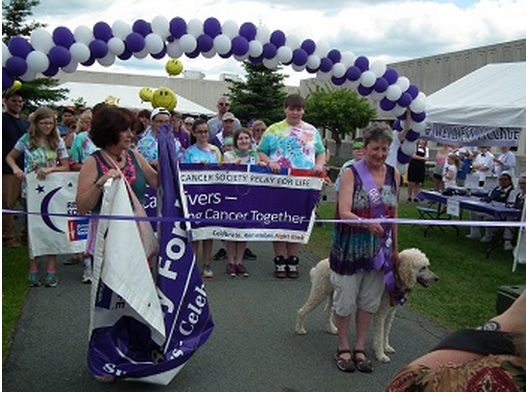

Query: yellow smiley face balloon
left=139, top=87, right=153, bottom=102
left=165, top=59, right=183, bottom=76
left=151, top=87, right=177, bottom=111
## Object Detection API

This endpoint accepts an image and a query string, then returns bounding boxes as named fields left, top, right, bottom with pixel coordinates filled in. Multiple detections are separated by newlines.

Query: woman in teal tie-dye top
left=257, top=94, right=326, bottom=280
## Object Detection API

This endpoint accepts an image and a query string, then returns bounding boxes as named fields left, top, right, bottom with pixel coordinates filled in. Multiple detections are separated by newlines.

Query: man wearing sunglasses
left=207, top=97, right=240, bottom=140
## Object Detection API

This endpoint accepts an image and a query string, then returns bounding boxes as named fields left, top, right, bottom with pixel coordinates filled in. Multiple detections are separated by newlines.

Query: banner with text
left=26, top=172, right=88, bottom=257
left=175, top=164, right=324, bottom=244
left=422, top=123, right=521, bottom=146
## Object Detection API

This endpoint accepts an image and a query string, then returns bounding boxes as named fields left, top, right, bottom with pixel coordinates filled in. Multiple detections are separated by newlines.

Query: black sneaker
left=212, top=248, right=227, bottom=261
left=243, top=247, right=257, bottom=260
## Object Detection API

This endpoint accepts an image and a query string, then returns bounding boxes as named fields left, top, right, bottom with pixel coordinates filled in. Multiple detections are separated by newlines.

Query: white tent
left=57, top=82, right=215, bottom=116
left=422, top=62, right=526, bottom=146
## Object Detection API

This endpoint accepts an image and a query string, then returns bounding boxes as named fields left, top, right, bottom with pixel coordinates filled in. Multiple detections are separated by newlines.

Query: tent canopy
left=57, top=82, right=215, bottom=116
left=423, top=62, right=526, bottom=146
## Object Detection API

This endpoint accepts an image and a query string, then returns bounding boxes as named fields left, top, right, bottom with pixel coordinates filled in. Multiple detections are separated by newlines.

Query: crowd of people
left=3, top=90, right=524, bottom=390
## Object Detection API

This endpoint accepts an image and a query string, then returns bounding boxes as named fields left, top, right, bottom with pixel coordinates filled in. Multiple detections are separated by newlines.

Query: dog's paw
left=385, top=345, right=395, bottom=354
left=376, top=353, right=391, bottom=363
left=295, top=327, right=307, bottom=335
left=327, top=324, right=338, bottom=335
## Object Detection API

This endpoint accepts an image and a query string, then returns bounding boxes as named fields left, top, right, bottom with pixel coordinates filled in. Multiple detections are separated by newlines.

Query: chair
left=415, top=202, right=459, bottom=238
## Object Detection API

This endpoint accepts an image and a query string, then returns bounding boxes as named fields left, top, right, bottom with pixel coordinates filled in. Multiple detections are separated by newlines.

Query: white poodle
left=295, top=248, right=438, bottom=363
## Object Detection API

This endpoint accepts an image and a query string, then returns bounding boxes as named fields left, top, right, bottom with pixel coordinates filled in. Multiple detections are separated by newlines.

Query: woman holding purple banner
left=329, top=123, right=400, bottom=374
left=257, top=94, right=326, bottom=279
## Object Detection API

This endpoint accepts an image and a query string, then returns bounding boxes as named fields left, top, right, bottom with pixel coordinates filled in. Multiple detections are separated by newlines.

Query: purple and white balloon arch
left=2, top=16, right=427, bottom=173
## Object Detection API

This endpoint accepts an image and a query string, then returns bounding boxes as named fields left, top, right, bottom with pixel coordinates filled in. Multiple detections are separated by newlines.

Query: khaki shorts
left=330, top=270, right=385, bottom=317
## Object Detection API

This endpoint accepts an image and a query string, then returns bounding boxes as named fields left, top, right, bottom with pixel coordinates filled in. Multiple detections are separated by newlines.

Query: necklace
left=105, top=149, right=124, bottom=162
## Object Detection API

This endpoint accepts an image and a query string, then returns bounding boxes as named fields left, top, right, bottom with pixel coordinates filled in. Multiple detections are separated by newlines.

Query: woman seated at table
left=466, top=171, right=514, bottom=245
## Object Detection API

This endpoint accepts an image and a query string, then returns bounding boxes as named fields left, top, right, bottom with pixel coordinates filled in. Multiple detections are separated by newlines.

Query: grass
left=2, top=246, right=29, bottom=362
left=308, top=200, right=526, bottom=331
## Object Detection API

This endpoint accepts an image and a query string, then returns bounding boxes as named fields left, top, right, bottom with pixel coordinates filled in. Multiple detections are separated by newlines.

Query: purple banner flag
left=87, top=132, right=214, bottom=385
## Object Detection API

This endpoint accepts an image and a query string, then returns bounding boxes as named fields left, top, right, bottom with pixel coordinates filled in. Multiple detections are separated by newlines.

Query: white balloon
left=292, top=63, right=306, bottom=72
left=26, top=50, right=49, bottom=73
left=70, top=42, right=91, bottom=63
left=248, top=40, right=263, bottom=57
left=61, top=60, right=78, bottom=73
left=97, top=53, right=115, bottom=67
left=134, top=48, right=150, bottom=59
left=277, top=46, right=292, bottom=63
left=202, top=49, right=216, bottom=59
left=315, top=41, right=329, bottom=58
left=360, top=70, right=376, bottom=87
left=391, top=104, right=408, bottom=118
left=316, top=71, right=331, bottom=83
left=331, top=62, right=346, bottom=78
left=340, top=51, right=356, bottom=67
left=256, top=26, right=270, bottom=44
left=107, top=37, right=125, bottom=56
left=262, top=57, right=279, bottom=70
left=145, top=33, right=164, bottom=54
left=112, top=20, right=131, bottom=40
left=179, top=34, right=197, bottom=53
left=397, top=162, right=408, bottom=175
left=30, top=27, right=54, bottom=53
left=401, top=139, right=417, bottom=156
left=167, top=40, right=184, bottom=58
left=19, top=69, right=37, bottom=82
left=411, top=120, right=426, bottom=133
left=410, top=92, right=427, bottom=113
left=395, top=76, right=410, bottom=92
left=386, top=84, right=402, bottom=102
left=151, top=15, right=170, bottom=38
left=2, top=42, right=11, bottom=67
left=222, top=20, right=239, bottom=39
left=345, top=79, right=360, bottom=91
left=214, top=34, right=231, bottom=55
left=370, top=91, right=384, bottom=102
left=234, top=54, right=249, bottom=62
left=306, top=54, right=320, bottom=70
left=74, top=25, right=94, bottom=45
left=286, top=34, right=300, bottom=50
left=370, top=60, right=387, bottom=78
left=187, top=18, right=203, bottom=38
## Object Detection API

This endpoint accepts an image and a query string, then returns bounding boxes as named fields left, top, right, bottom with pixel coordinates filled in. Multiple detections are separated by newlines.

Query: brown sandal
left=353, top=349, right=373, bottom=373
left=334, top=349, right=355, bottom=372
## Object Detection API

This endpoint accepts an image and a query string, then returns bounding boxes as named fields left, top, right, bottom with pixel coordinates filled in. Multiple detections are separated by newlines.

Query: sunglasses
left=194, top=130, right=208, bottom=134
left=218, top=102, right=230, bottom=106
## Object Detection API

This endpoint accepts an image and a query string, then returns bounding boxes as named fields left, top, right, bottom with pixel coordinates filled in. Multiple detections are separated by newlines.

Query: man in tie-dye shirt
left=257, top=94, right=326, bottom=279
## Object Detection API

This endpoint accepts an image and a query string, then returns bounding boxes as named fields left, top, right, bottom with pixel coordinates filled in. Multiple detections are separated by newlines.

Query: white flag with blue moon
left=26, top=172, right=88, bottom=257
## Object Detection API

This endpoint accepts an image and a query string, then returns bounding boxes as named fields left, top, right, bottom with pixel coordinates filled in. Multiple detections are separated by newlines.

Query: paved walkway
left=2, top=238, right=449, bottom=392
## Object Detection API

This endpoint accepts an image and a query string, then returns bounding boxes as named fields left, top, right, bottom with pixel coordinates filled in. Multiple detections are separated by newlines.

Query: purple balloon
left=89, top=40, right=109, bottom=59
left=126, top=32, right=146, bottom=52
left=405, top=129, right=420, bottom=142
left=262, top=42, right=277, bottom=59
left=373, top=77, right=388, bottom=93
left=393, top=119, right=402, bottom=131
left=81, top=56, right=95, bottom=66
left=185, top=48, right=200, bottom=59
left=48, top=46, right=71, bottom=67
left=319, top=57, right=333, bottom=73
left=239, top=22, right=257, bottom=41
left=169, top=17, right=187, bottom=39
left=292, top=48, right=308, bottom=66
left=8, top=36, right=33, bottom=58
left=327, top=49, right=341, bottom=64
left=93, top=21, right=113, bottom=42
left=346, top=65, right=361, bottom=81
left=397, top=149, right=411, bottom=164
left=411, top=111, right=426, bottom=123
left=42, top=63, right=59, bottom=77
left=380, top=97, right=396, bottom=111
left=3, top=68, right=14, bottom=91
left=354, top=56, right=369, bottom=72
left=270, top=30, right=286, bottom=47
left=300, top=39, right=316, bottom=55
left=383, top=68, right=398, bottom=85
left=331, top=75, right=346, bottom=86
left=5, top=57, right=27, bottom=77
left=406, top=84, right=419, bottom=99
left=53, top=26, right=75, bottom=48
left=398, top=92, right=413, bottom=108
left=306, top=66, right=318, bottom=74
left=358, top=85, right=374, bottom=97
left=249, top=55, right=264, bottom=64
left=218, top=50, right=233, bottom=59
left=132, top=19, right=152, bottom=37
left=117, top=48, right=132, bottom=60
left=151, top=46, right=167, bottom=59
left=197, top=34, right=214, bottom=53
left=203, top=17, right=221, bottom=38
left=231, top=36, right=249, bottom=56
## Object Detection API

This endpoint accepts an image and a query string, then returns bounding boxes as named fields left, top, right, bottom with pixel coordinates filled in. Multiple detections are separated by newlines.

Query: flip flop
left=353, top=349, right=373, bottom=373
left=334, top=349, right=355, bottom=372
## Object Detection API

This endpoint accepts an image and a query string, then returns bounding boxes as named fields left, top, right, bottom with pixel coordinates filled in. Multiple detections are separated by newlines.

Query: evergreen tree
left=226, top=62, right=288, bottom=126
left=2, top=0, right=67, bottom=111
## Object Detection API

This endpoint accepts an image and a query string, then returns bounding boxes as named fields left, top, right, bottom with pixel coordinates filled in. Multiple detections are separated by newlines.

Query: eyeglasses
left=38, top=122, right=54, bottom=126
left=253, top=128, right=264, bottom=132
left=218, top=102, right=230, bottom=106
left=185, top=122, right=194, bottom=126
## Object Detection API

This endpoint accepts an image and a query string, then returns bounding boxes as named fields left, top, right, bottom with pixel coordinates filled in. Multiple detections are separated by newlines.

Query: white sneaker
left=480, top=235, right=493, bottom=243
left=504, top=241, right=514, bottom=251
left=466, top=234, right=481, bottom=240
left=82, top=267, right=92, bottom=284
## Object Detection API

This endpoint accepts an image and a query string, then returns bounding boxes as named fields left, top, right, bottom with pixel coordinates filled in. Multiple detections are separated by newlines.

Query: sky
left=27, top=0, right=526, bottom=86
